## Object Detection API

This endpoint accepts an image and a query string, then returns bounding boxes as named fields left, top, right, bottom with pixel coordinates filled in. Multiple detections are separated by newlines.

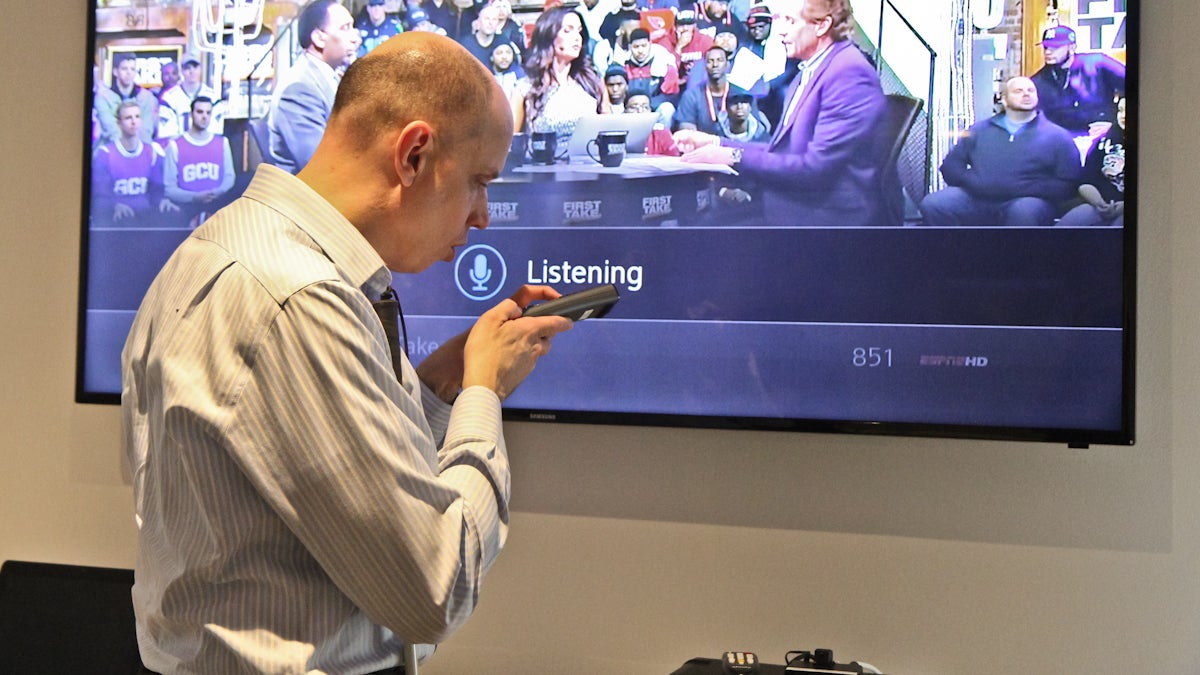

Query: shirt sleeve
left=163, top=140, right=193, bottom=204
left=226, top=280, right=509, bottom=644
left=218, top=137, right=236, bottom=196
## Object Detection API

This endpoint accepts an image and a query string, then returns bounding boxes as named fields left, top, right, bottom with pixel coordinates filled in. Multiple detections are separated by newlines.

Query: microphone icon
left=468, top=253, right=492, bottom=292
left=454, top=244, right=506, bottom=301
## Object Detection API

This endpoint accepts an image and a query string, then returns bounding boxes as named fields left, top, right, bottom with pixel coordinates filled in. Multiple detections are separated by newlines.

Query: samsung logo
left=528, top=413, right=557, bottom=421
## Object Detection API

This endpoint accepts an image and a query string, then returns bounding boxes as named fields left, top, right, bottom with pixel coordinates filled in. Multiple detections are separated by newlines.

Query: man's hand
left=159, top=198, right=180, bottom=213
left=416, top=330, right=470, bottom=403
left=419, top=285, right=573, bottom=402
left=113, top=203, right=135, bottom=221
left=672, top=129, right=719, bottom=154
left=680, top=142, right=737, bottom=167
left=1097, top=200, right=1124, bottom=219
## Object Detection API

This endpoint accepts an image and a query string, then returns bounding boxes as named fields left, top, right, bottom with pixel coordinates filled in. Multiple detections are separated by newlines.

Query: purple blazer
left=725, top=40, right=885, bottom=226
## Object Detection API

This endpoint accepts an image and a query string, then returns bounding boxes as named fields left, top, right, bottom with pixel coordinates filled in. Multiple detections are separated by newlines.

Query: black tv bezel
left=74, top=1, right=1137, bottom=448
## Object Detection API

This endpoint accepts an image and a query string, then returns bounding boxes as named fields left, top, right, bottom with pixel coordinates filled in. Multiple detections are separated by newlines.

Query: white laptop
left=566, top=113, right=659, bottom=159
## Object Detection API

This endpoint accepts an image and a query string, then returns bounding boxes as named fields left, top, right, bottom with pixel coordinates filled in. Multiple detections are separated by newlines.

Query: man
left=413, top=0, right=458, bottom=37
left=94, top=53, right=159, bottom=147
left=594, top=15, right=642, bottom=74
left=624, top=27, right=680, bottom=119
left=123, top=33, right=573, bottom=674
left=357, top=0, right=404, bottom=57
left=675, top=45, right=732, bottom=135
left=268, top=0, right=361, bottom=173
left=163, top=96, right=236, bottom=226
left=732, top=3, right=788, bottom=93
left=625, top=82, right=654, bottom=113
left=160, top=53, right=220, bottom=140
left=718, top=87, right=770, bottom=141
left=919, top=76, right=1081, bottom=227
left=407, top=6, right=448, bottom=35
left=604, top=64, right=630, bottom=113
left=488, top=0, right=525, bottom=51
left=695, top=0, right=748, bottom=46
left=155, top=60, right=180, bottom=100
left=91, top=99, right=175, bottom=227
left=438, top=0, right=482, bottom=41
left=674, top=0, right=885, bottom=227
left=459, top=1, right=507, bottom=66
left=491, top=41, right=522, bottom=101
left=1029, top=25, right=1125, bottom=137
left=657, top=9, right=713, bottom=84
left=599, top=0, right=641, bottom=49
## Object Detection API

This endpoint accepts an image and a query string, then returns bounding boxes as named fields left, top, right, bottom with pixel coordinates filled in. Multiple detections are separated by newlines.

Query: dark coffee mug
left=529, top=131, right=557, bottom=165
left=586, top=130, right=628, bottom=168
left=506, top=133, right=528, bottom=169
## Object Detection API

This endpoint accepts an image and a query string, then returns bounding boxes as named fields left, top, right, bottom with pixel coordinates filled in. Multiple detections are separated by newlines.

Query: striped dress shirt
left=122, top=164, right=509, bottom=674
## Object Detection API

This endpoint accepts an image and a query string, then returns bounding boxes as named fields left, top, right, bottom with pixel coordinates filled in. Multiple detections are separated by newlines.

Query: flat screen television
left=77, top=0, right=1136, bottom=446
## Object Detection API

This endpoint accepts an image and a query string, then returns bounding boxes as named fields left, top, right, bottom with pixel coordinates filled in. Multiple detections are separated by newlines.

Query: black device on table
left=672, top=648, right=887, bottom=675
left=522, top=284, right=620, bottom=321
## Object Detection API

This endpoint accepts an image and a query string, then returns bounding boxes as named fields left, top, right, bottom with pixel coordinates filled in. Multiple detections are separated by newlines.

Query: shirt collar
left=799, top=42, right=835, bottom=75
left=241, top=165, right=393, bottom=297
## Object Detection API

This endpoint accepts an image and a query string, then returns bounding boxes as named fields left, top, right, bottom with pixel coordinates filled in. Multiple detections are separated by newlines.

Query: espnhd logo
left=454, top=244, right=507, bottom=301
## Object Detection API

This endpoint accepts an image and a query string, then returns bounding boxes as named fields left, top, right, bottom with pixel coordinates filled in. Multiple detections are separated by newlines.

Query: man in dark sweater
left=919, top=76, right=1081, bottom=227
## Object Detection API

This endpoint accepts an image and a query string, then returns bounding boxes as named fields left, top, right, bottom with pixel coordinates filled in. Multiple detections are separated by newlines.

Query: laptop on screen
left=566, top=113, right=659, bottom=158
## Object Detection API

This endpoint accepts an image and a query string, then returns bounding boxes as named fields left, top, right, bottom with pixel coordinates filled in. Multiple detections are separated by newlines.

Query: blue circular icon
left=454, top=244, right=507, bottom=301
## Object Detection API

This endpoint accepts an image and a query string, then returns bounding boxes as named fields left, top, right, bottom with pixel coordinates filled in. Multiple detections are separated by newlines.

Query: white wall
left=853, top=0, right=950, bottom=99
left=2, top=3, right=1197, bottom=674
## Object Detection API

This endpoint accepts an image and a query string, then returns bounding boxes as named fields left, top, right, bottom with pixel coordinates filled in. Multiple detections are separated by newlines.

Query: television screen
left=78, top=0, right=1136, bottom=446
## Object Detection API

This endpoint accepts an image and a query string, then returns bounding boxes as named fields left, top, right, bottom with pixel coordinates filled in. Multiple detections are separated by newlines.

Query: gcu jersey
left=98, top=140, right=161, bottom=213
left=172, top=134, right=226, bottom=193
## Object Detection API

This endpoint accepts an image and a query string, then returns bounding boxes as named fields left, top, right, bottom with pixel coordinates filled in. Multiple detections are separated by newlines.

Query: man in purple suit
left=673, top=0, right=884, bottom=226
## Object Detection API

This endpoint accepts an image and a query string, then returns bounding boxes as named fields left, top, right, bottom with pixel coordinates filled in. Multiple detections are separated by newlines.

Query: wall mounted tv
left=77, top=0, right=1136, bottom=446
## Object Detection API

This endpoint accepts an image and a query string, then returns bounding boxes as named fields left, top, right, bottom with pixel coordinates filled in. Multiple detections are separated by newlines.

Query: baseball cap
left=629, top=27, right=650, bottom=43
left=1040, top=25, right=1076, bottom=47
left=181, top=53, right=201, bottom=66
left=746, top=4, right=772, bottom=25
left=727, top=87, right=753, bottom=104
left=368, top=0, right=386, bottom=5
left=408, top=7, right=430, bottom=23
left=676, top=9, right=697, bottom=24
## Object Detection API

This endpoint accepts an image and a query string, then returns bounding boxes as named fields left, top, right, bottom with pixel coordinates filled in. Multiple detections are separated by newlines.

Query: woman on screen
left=511, top=6, right=607, bottom=143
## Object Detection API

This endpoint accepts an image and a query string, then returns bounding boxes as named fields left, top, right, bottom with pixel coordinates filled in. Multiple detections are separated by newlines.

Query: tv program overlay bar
left=404, top=316, right=1123, bottom=432
left=390, top=226, right=1126, bottom=431
left=393, top=227, right=1125, bottom=329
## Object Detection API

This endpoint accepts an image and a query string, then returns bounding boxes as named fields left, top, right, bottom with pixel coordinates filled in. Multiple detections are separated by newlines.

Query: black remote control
left=522, top=284, right=620, bottom=320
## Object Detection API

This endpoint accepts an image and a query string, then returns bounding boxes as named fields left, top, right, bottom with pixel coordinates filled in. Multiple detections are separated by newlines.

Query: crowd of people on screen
left=90, top=1, right=1125, bottom=228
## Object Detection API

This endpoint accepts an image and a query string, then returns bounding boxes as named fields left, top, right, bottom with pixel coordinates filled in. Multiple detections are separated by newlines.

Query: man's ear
left=394, top=121, right=434, bottom=187
left=814, top=15, right=832, bottom=38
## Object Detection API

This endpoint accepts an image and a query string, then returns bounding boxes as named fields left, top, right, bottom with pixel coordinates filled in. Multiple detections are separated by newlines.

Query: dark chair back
left=0, top=560, right=143, bottom=673
left=872, top=93, right=923, bottom=225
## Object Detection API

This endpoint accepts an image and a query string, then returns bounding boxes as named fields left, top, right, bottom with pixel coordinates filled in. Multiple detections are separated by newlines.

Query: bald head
left=299, top=32, right=514, bottom=273
left=328, top=32, right=511, bottom=149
